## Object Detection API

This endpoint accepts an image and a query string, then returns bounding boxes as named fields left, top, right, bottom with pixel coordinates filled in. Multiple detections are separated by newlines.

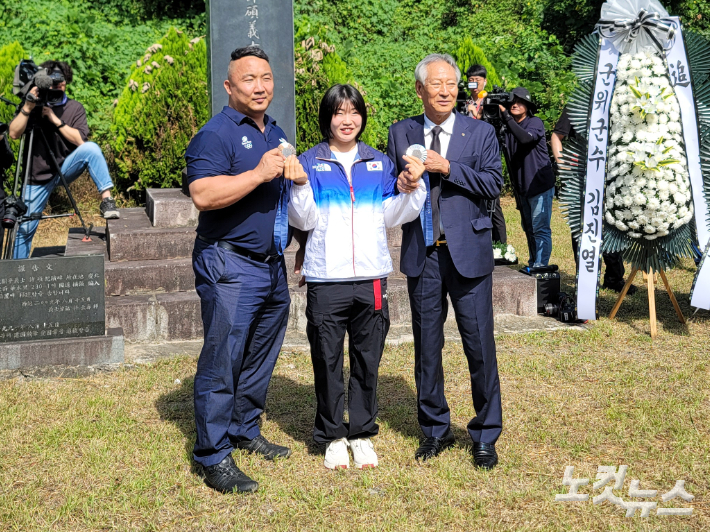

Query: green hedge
left=107, top=29, right=208, bottom=190
left=0, top=42, right=24, bottom=125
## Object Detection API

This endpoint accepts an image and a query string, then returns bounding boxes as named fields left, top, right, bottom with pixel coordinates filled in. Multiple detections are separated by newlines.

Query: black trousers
left=306, top=278, right=390, bottom=444
left=491, top=197, right=507, bottom=244
left=407, top=246, right=502, bottom=444
left=571, top=233, right=625, bottom=286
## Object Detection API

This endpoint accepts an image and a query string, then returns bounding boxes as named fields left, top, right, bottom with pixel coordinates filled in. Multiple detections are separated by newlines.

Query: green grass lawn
left=0, top=199, right=708, bottom=531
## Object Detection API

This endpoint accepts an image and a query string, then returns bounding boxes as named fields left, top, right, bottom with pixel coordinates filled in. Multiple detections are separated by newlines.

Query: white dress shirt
left=423, top=111, right=456, bottom=158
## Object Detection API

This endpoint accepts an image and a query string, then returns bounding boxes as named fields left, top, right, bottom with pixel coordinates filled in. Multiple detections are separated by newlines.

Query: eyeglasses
left=425, top=81, right=458, bottom=91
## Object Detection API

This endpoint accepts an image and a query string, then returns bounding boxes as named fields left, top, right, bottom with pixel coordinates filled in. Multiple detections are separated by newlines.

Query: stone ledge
left=108, top=269, right=536, bottom=343
left=106, top=208, right=196, bottom=262
left=146, top=188, right=199, bottom=228
left=0, top=328, right=124, bottom=371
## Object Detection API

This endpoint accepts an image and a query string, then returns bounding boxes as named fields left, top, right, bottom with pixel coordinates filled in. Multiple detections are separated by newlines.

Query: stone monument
left=206, top=0, right=297, bottom=145
left=0, top=254, right=124, bottom=371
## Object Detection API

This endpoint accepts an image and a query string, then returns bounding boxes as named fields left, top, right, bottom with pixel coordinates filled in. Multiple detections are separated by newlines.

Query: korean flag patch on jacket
left=366, top=161, right=382, bottom=171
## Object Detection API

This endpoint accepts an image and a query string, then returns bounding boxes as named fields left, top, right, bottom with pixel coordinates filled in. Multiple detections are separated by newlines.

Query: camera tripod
left=0, top=97, right=92, bottom=260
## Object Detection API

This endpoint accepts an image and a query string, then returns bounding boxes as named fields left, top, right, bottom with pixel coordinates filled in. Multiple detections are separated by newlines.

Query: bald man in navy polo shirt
left=185, top=46, right=305, bottom=494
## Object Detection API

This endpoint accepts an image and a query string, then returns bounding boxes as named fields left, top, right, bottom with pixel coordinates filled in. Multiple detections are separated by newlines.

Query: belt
left=426, top=236, right=447, bottom=251
left=197, top=235, right=281, bottom=263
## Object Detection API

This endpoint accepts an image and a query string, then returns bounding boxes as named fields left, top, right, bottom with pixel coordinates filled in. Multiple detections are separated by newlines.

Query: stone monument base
left=0, top=328, right=124, bottom=371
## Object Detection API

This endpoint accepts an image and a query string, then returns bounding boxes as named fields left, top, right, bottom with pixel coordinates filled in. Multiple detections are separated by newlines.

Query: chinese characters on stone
left=245, top=0, right=259, bottom=46
left=555, top=466, right=695, bottom=517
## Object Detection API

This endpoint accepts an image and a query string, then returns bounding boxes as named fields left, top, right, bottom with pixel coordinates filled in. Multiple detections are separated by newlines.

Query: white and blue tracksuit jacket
left=289, top=141, right=426, bottom=282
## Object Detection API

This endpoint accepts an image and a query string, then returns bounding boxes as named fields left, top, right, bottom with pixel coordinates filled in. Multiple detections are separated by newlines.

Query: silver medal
left=406, top=144, right=427, bottom=163
left=279, top=141, right=296, bottom=158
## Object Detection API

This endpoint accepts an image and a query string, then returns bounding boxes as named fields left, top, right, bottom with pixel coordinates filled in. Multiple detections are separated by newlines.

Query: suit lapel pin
left=462, top=133, right=465, bottom=136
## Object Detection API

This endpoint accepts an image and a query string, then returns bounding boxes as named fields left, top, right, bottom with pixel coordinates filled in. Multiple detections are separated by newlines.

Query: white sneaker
left=350, top=438, right=378, bottom=469
left=324, top=437, right=350, bottom=470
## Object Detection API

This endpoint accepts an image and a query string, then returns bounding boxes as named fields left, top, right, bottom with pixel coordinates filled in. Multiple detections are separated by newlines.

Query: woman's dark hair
left=40, top=60, right=72, bottom=84
left=465, top=64, right=487, bottom=79
left=318, top=84, right=367, bottom=141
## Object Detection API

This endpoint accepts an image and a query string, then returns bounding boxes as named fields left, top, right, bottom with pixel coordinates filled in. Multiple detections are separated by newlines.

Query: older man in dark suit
left=387, top=53, right=503, bottom=469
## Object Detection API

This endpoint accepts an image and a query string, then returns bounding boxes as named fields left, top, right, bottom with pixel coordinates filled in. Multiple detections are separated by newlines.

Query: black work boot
left=236, top=434, right=292, bottom=460
left=202, top=454, right=258, bottom=494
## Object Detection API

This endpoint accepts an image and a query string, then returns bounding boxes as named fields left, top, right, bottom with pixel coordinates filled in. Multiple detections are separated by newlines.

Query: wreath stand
left=609, top=267, right=686, bottom=338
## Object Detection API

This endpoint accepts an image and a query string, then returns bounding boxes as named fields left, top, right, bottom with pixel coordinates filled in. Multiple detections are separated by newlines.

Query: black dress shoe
left=603, top=281, right=638, bottom=295
left=236, top=434, right=292, bottom=460
left=202, top=455, right=258, bottom=493
left=415, top=429, right=455, bottom=461
left=472, top=442, right=498, bottom=470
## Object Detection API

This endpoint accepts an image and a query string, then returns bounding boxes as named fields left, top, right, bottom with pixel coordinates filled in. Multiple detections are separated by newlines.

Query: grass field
left=0, top=195, right=708, bottom=531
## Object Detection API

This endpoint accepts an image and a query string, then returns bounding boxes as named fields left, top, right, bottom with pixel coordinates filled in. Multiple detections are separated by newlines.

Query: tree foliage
left=107, top=29, right=208, bottom=190
left=7, top=0, right=710, bottom=194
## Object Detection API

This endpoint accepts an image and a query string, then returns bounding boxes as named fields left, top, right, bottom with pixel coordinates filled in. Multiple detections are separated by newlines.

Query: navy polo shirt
left=185, top=106, right=290, bottom=255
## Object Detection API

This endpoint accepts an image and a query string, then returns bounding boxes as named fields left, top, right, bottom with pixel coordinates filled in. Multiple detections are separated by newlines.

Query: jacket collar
left=221, top=106, right=275, bottom=130
left=405, top=111, right=472, bottom=161
left=315, top=140, right=375, bottom=161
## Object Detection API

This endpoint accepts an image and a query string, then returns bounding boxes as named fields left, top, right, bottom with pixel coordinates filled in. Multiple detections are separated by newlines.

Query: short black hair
left=465, top=64, right=487, bottom=79
left=318, top=84, right=368, bottom=141
left=40, top=60, right=72, bottom=84
left=230, top=46, right=270, bottom=63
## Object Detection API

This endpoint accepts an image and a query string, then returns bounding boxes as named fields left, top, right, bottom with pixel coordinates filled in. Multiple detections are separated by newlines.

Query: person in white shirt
left=287, top=84, right=426, bottom=470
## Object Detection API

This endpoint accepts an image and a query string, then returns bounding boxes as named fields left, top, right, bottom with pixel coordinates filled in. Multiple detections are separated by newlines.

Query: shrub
left=107, top=28, right=209, bottom=191
left=294, top=31, right=377, bottom=151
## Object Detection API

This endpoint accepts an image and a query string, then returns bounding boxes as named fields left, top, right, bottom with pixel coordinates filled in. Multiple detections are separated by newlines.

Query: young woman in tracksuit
left=286, top=84, right=426, bottom=469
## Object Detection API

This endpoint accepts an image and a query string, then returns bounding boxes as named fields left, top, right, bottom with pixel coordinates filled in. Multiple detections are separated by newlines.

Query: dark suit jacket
left=387, top=112, right=503, bottom=279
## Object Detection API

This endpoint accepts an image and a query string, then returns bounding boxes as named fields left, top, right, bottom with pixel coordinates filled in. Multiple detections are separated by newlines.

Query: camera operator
left=464, top=65, right=487, bottom=120
left=499, top=87, right=555, bottom=268
left=551, top=108, right=636, bottom=293
left=465, top=65, right=507, bottom=244
left=8, top=60, right=119, bottom=259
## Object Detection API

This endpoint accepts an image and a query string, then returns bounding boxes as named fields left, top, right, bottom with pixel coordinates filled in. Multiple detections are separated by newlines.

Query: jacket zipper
left=315, top=154, right=366, bottom=278
left=350, top=182, right=356, bottom=276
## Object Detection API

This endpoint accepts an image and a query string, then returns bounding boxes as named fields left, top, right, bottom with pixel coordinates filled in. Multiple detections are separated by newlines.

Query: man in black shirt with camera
left=8, top=60, right=119, bottom=259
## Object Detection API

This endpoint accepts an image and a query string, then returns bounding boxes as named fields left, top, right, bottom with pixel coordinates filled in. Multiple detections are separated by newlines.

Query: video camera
left=481, top=86, right=515, bottom=134
left=455, top=79, right=470, bottom=114
left=13, top=59, right=65, bottom=107
left=544, top=291, right=577, bottom=323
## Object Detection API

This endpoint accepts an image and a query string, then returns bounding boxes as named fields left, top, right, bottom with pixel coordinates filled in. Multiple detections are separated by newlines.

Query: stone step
left=107, top=268, right=535, bottom=343
left=106, top=208, right=196, bottom=262
left=387, top=226, right=402, bottom=247
left=67, top=228, right=403, bottom=295
left=146, top=188, right=199, bottom=228
left=64, top=226, right=108, bottom=258
left=0, top=328, right=124, bottom=371
left=105, top=258, right=195, bottom=296
left=144, top=188, right=405, bottom=246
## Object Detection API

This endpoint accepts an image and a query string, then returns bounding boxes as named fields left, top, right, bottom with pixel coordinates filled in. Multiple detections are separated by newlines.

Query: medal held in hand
left=278, top=139, right=296, bottom=158
left=406, top=144, right=428, bottom=163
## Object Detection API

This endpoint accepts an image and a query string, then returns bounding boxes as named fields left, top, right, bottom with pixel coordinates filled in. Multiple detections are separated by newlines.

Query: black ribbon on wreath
left=596, top=8, right=676, bottom=53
